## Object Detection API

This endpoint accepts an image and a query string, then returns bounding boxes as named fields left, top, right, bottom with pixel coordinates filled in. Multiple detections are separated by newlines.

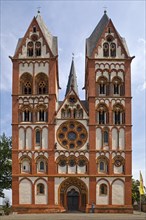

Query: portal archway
left=59, top=177, right=88, bottom=212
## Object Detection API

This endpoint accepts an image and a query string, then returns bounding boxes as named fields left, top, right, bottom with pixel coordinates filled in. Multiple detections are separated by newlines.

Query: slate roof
left=65, top=59, right=79, bottom=96
left=36, top=14, right=58, bottom=56
left=86, top=11, right=109, bottom=57
left=86, top=11, right=130, bottom=57
left=14, top=13, right=58, bottom=56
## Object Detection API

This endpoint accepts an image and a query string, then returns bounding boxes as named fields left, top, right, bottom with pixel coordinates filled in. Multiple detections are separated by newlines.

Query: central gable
left=56, top=90, right=88, bottom=120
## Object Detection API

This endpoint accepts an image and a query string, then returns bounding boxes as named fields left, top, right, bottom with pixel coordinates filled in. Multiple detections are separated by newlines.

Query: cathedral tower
left=11, top=11, right=133, bottom=213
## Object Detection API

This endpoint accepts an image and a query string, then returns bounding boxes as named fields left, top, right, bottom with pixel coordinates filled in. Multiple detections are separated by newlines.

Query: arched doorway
left=67, top=188, right=79, bottom=211
left=59, top=177, right=87, bottom=212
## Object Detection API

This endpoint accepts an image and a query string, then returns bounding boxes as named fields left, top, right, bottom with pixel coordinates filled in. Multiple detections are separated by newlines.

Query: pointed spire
left=65, top=56, right=78, bottom=96
left=86, top=11, right=109, bottom=57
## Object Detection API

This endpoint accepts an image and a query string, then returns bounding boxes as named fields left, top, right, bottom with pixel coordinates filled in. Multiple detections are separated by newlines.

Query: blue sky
left=0, top=0, right=145, bottom=202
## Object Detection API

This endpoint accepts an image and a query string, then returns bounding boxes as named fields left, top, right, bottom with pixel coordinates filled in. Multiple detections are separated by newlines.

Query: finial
left=37, top=6, right=41, bottom=14
left=72, top=53, right=74, bottom=61
left=103, top=6, right=107, bottom=14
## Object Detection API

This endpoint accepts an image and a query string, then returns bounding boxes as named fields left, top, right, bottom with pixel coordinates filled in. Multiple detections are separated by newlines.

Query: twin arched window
left=27, top=41, right=41, bottom=57
left=20, top=72, right=48, bottom=96
left=97, top=104, right=109, bottom=124
left=103, top=42, right=116, bottom=57
left=113, top=104, right=125, bottom=125
left=20, top=73, right=32, bottom=95
left=35, top=73, right=48, bottom=95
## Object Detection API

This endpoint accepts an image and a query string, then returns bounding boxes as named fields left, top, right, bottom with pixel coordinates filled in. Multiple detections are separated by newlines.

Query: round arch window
left=57, top=120, right=87, bottom=149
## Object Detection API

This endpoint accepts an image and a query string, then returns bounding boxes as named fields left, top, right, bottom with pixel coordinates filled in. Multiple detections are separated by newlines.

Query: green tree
left=132, top=178, right=140, bottom=204
left=0, top=133, right=12, bottom=198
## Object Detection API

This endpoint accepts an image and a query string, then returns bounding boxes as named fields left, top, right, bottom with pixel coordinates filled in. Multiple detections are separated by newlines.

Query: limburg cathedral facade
left=11, top=11, right=133, bottom=213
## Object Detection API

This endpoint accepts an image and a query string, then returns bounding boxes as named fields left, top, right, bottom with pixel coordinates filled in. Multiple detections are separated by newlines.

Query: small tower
left=65, top=58, right=78, bottom=96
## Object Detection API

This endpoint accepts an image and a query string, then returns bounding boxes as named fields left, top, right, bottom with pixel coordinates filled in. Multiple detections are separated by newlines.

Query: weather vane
left=72, top=53, right=74, bottom=60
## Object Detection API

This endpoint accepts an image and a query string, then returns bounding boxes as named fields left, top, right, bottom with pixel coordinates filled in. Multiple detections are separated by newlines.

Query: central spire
left=65, top=57, right=78, bottom=97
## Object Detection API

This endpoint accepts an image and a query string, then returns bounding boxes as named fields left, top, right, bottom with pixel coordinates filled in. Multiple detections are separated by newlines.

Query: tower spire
left=65, top=57, right=78, bottom=96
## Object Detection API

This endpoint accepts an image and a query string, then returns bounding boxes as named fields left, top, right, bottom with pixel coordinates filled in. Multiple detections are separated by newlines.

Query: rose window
left=57, top=121, right=87, bottom=149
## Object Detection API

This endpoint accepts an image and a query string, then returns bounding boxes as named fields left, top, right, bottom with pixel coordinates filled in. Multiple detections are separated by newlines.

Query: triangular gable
left=13, top=16, right=55, bottom=58
left=91, top=19, right=130, bottom=58
left=56, top=89, right=88, bottom=118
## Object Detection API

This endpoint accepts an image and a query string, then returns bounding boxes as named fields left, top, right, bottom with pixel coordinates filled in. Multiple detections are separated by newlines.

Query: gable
left=13, top=16, right=58, bottom=59
left=92, top=20, right=130, bottom=59
left=56, top=90, right=88, bottom=120
left=86, top=13, right=130, bottom=59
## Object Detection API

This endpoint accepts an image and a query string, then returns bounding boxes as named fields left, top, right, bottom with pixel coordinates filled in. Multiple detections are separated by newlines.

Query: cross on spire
left=103, top=6, right=107, bottom=14
left=37, top=6, right=41, bottom=14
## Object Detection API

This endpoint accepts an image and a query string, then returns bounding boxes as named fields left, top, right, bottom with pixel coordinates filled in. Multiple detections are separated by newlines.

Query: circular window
left=59, top=160, right=66, bottom=167
left=68, top=95, right=77, bottom=104
left=69, top=159, right=75, bottom=167
left=78, top=160, right=85, bottom=167
left=68, top=131, right=77, bottom=140
left=115, top=160, right=121, bottom=167
left=57, top=120, right=87, bottom=149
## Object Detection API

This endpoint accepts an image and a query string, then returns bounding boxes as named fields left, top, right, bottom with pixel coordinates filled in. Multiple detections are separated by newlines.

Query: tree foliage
left=0, top=133, right=12, bottom=198
left=132, top=178, right=140, bottom=204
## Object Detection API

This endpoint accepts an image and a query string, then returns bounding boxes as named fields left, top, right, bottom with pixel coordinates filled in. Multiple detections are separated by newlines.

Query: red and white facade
left=11, top=11, right=134, bottom=213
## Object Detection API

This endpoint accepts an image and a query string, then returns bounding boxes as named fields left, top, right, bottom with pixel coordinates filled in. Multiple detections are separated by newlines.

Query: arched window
left=112, top=77, right=124, bottom=96
left=100, top=184, right=107, bottom=195
left=103, top=130, right=108, bottom=144
left=21, top=158, right=31, bottom=173
left=40, top=161, right=44, bottom=171
left=35, top=41, right=41, bottom=56
left=97, top=156, right=108, bottom=173
left=35, top=73, right=48, bottom=95
left=97, top=104, right=109, bottom=124
left=22, top=108, right=32, bottom=122
left=67, top=109, right=71, bottom=118
left=23, top=81, right=32, bottom=94
left=39, top=110, right=45, bottom=121
left=27, top=41, right=34, bottom=57
left=37, top=183, right=44, bottom=194
left=113, top=104, right=125, bottom=125
left=110, top=43, right=116, bottom=57
left=99, top=161, right=105, bottom=171
left=38, top=81, right=47, bottom=94
left=33, top=26, right=37, bottom=33
left=20, top=73, right=32, bottom=95
left=103, top=43, right=109, bottom=57
left=61, top=109, right=66, bottom=118
left=68, top=159, right=76, bottom=167
left=35, top=104, right=48, bottom=122
left=36, top=130, right=41, bottom=144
